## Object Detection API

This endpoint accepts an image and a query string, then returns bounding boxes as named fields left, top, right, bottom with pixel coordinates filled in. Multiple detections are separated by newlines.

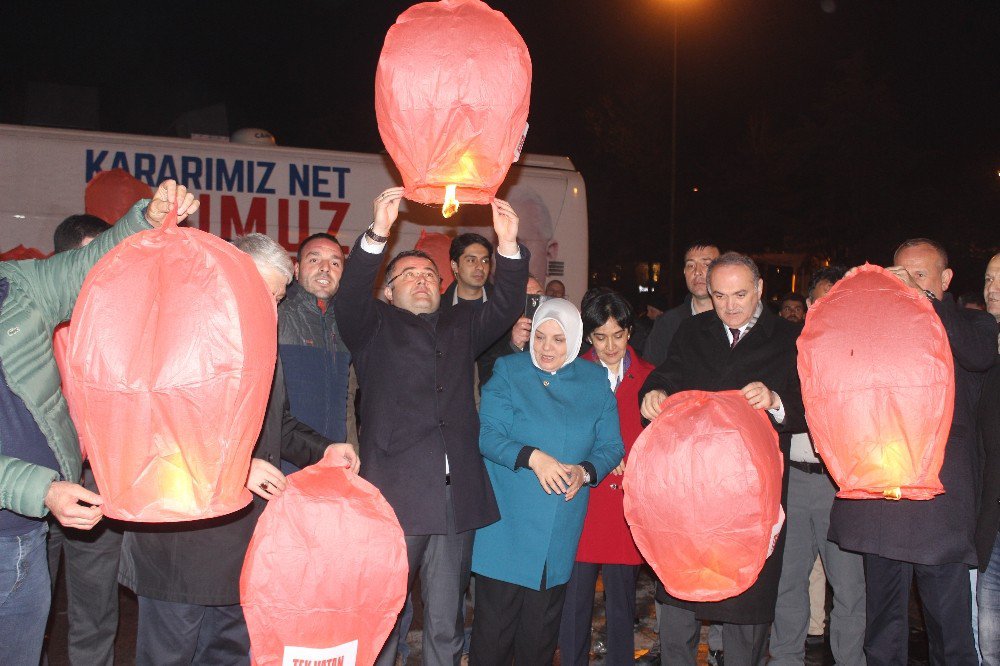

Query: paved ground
left=45, top=565, right=932, bottom=665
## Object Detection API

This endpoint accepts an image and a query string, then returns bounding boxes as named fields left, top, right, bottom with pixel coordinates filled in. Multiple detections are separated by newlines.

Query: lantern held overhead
left=797, top=263, right=953, bottom=500
left=66, top=205, right=277, bottom=521
left=375, top=0, right=531, bottom=217
left=624, top=390, right=784, bottom=602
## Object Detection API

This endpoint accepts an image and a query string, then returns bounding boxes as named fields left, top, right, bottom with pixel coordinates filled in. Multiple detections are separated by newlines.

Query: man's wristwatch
left=922, top=289, right=938, bottom=302
left=365, top=224, right=389, bottom=243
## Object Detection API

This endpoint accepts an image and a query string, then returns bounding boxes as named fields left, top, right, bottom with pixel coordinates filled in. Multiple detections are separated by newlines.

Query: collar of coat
left=696, top=301, right=778, bottom=346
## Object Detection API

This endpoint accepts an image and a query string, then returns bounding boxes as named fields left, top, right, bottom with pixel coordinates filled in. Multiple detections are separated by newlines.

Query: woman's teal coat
left=471, top=352, right=625, bottom=590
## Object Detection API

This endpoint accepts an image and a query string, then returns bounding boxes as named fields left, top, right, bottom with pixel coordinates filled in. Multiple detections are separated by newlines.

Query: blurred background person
left=974, top=252, right=1000, bottom=665
left=469, top=299, right=623, bottom=665
left=545, top=279, right=566, bottom=299
left=778, top=292, right=807, bottom=325
left=959, top=291, right=987, bottom=311
left=643, top=242, right=720, bottom=367
left=558, top=291, right=654, bottom=665
left=629, top=292, right=667, bottom=355
left=770, top=266, right=865, bottom=666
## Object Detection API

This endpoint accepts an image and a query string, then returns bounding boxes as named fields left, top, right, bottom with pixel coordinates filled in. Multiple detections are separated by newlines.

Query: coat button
left=436, top=350, right=444, bottom=357
left=267, top=454, right=274, bottom=462
left=436, top=386, right=444, bottom=393
left=439, top=419, right=445, bottom=427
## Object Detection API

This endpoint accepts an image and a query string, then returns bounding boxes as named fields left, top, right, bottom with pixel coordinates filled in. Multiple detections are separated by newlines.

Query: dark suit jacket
left=829, top=295, right=997, bottom=567
left=642, top=295, right=693, bottom=367
left=334, top=237, right=529, bottom=535
left=639, top=305, right=806, bottom=624
left=118, top=360, right=329, bottom=605
left=439, top=280, right=520, bottom=387
left=976, top=354, right=1000, bottom=571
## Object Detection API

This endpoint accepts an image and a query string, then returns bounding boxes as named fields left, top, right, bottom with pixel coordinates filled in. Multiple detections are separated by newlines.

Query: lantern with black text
left=375, top=0, right=531, bottom=217
left=66, top=207, right=276, bottom=521
left=624, top=390, right=784, bottom=602
left=241, top=450, right=408, bottom=666
left=797, top=263, right=953, bottom=500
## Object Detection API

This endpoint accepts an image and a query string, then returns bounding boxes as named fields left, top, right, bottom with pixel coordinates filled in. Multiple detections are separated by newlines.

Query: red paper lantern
left=65, top=208, right=277, bottom=521
left=0, top=245, right=49, bottom=261
left=414, top=229, right=454, bottom=294
left=624, top=390, right=784, bottom=602
left=241, top=450, right=408, bottom=666
left=797, top=263, right=954, bottom=500
left=85, top=169, right=154, bottom=225
left=375, top=0, right=531, bottom=215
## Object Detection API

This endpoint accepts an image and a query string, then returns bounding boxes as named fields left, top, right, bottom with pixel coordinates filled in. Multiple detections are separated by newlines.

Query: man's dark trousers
left=46, top=465, right=123, bottom=666
left=864, top=554, right=977, bottom=665
left=375, top=486, right=473, bottom=666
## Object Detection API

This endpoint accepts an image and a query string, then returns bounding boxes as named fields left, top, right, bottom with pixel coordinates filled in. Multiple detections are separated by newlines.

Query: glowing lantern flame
left=442, top=185, right=460, bottom=218
left=876, top=441, right=908, bottom=500
left=159, top=451, right=199, bottom=514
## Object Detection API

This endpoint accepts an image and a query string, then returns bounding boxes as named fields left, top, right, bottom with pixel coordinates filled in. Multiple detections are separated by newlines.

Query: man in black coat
left=828, top=239, right=997, bottom=665
left=639, top=252, right=806, bottom=666
left=119, top=233, right=358, bottom=665
left=642, top=241, right=720, bottom=366
left=333, top=187, right=528, bottom=666
left=975, top=252, right=1000, bottom=665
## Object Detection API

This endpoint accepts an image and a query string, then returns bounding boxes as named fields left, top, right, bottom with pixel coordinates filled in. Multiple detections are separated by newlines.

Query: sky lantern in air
left=65, top=206, right=277, bottom=521
left=241, top=451, right=408, bottom=666
left=624, top=390, right=784, bottom=602
left=375, top=0, right=532, bottom=218
left=797, top=263, right=953, bottom=501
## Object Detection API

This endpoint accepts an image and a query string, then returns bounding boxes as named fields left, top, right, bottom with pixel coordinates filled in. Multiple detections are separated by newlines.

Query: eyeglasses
left=387, top=268, right=441, bottom=286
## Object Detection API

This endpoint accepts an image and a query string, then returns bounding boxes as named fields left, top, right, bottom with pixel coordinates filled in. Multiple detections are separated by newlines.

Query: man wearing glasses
left=334, top=187, right=528, bottom=666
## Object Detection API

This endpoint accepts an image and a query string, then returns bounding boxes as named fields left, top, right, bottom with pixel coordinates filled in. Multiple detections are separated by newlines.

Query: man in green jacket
left=0, top=180, right=198, bottom=663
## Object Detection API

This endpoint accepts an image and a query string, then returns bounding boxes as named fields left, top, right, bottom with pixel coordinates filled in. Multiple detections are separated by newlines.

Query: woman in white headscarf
left=468, top=299, right=625, bottom=666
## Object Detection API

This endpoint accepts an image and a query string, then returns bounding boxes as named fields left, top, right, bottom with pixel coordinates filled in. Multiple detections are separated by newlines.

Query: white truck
left=0, top=123, right=588, bottom=302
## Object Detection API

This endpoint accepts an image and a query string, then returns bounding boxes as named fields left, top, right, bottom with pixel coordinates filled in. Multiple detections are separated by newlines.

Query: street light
left=668, top=9, right=679, bottom=304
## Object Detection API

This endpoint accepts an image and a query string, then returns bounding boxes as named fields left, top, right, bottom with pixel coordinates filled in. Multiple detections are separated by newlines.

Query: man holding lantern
left=829, top=239, right=997, bottom=665
left=639, top=252, right=806, bottom=666
left=0, top=181, right=197, bottom=664
left=333, top=187, right=528, bottom=666
left=119, top=232, right=359, bottom=666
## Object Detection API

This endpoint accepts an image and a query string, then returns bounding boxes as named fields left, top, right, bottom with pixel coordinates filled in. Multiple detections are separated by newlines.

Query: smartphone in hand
left=524, top=294, right=544, bottom=319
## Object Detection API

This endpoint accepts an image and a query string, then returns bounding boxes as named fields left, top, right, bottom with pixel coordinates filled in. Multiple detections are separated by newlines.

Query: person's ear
left=941, top=268, right=954, bottom=293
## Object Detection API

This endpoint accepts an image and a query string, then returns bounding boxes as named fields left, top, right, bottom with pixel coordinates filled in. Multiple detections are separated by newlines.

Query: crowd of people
left=1, top=179, right=999, bottom=666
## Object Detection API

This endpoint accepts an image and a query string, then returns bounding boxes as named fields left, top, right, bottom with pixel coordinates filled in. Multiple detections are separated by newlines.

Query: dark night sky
left=2, top=1, right=998, bottom=297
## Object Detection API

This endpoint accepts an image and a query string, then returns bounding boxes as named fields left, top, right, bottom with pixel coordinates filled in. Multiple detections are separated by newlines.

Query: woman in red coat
left=558, top=290, right=655, bottom=665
